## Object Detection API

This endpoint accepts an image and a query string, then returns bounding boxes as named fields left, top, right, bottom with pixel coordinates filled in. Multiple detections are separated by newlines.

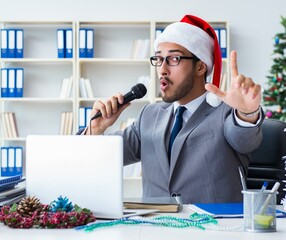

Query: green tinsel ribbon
left=75, top=213, right=217, bottom=232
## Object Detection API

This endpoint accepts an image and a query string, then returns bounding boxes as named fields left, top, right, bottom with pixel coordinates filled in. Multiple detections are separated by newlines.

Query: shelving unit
left=0, top=21, right=76, bottom=176
left=76, top=21, right=154, bottom=133
left=0, top=20, right=230, bottom=195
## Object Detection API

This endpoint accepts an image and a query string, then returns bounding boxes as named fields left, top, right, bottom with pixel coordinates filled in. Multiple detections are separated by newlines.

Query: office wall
left=1, top=0, right=285, bottom=87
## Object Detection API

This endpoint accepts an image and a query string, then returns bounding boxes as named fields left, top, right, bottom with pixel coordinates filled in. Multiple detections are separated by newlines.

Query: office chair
left=247, top=118, right=286, bottom=204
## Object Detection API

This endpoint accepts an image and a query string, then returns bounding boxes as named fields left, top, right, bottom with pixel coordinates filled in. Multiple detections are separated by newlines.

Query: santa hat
left=154, top=15, right=222, bottom=89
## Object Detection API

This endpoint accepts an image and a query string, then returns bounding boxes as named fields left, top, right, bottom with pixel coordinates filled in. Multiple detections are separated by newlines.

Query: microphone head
left=131, top=83, right=147, bottom=99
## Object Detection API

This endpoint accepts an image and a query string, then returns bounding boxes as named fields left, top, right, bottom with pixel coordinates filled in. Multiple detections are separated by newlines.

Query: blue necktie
left=168, top=106, right=186, bottom=159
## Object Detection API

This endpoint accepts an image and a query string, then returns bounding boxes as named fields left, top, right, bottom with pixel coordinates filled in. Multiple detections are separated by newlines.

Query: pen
left=260, top=181, right=268, bottom=192
left=238, top=166, right=247, bottom=191
left=254, top=181, right=268, bottom=213
left=258, top=182, right=280, bottom=215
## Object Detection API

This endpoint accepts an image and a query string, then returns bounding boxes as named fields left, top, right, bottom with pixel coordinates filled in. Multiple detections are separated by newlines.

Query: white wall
left=1, top=0, right=286, bottom=87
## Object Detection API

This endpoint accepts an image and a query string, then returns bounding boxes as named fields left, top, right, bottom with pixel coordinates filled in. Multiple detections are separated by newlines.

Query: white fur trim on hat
left=206, top=92, right=222, bottom=107
left=154, top=22, right=214, bottom=76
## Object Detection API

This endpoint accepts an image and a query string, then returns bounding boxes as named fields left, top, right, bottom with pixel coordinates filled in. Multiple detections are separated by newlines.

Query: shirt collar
left=173, top=92, right=207, bottom=115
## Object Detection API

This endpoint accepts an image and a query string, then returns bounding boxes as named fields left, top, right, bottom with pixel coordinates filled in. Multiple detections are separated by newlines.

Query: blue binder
left=8, top=68, right=16, bottom=97
left=8, top=147, right=16, bottom=176
left=79, top=28, right=86, bottom=58
left=7, top=29, right=16, bottom=58
left=1, top=147, right=16, bottom=177
left=14, top=147, right=23, bottom=176
left=220, top=28, right=227, bottom=58
left=65, top=28, right=73, bottom=58
left=57, top=29, right=65, bottom=58
left=214, top=28, right=220, bottom=45
left=214, top=28, right=227, bottom=59
left=155, top=28, right=164, bottom=39
left=86, top=29, right=94, bottom=58
left=1, top=29, right=8, bottom=58
left=78, top=107, right=86, bottom=129
left=1, top=68, right=9, bottom=97
left=1, top=147, right=9, bottom=176
left=15, top=68, right=24, bottom=97
left=15, top=29, right=24, bottom=58
left=85, top=107, right=92, bottom=127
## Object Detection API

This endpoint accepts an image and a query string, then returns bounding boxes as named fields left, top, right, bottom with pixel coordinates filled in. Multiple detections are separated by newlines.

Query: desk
left=1, top=206, right=285, bottom=240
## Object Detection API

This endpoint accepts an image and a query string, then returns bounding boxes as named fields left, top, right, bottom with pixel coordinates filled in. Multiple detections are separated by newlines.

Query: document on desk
left=188, top=203, right=286, bottom=218
left=124, top=197, right=183, bottom=213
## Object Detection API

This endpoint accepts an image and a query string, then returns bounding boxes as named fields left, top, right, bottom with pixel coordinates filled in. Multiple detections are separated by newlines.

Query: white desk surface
left=1, top=205, right=286, bottom=240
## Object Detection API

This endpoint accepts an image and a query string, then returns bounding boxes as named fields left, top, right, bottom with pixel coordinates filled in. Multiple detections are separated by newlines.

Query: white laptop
left=26, top=135, right=156, bottom=219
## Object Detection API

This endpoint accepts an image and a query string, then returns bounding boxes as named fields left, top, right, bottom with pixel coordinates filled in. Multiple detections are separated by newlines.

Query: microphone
left=90, top=83, right=147, bottom=121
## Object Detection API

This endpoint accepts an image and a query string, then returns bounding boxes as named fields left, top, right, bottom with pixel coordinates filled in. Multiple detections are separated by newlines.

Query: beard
left=162, top=72, right=195, bottom=103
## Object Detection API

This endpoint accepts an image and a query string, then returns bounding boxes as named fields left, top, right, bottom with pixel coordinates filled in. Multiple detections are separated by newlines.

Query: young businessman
left=79, top=15, right=264, bottom=204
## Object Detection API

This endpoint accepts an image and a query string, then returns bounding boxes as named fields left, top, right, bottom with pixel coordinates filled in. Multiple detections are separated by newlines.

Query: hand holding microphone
left=85, top=83, right=147, bottom=135
left=87, top=83, right=147, bottom=135
left=90, top=83, right=147, bottom=121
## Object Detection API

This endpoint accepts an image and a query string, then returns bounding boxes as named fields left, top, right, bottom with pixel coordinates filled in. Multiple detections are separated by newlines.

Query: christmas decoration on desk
left=76, top=212, right=218, bottom=232
left=50, top=195, right=74, bottom=212
left=0, top=195, right=96, bottom=229
left=263, top=16, right=286, bottom=121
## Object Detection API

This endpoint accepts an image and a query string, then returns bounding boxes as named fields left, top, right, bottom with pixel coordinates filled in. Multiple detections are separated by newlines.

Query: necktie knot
left=176, top=106, right=186, bottom=117
left=168, top=106, right=186, bottom=159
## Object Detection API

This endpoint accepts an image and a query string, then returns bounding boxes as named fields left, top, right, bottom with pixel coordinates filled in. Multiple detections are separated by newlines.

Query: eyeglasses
left=150, top=55, right=199, bottom=67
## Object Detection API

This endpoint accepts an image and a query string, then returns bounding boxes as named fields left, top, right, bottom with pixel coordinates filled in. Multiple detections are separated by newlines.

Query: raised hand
left=205, top=50, right=261, bottom=122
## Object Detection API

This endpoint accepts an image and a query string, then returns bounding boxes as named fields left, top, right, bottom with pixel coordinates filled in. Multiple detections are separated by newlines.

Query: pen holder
left=242, top=190, right=277, bottom=232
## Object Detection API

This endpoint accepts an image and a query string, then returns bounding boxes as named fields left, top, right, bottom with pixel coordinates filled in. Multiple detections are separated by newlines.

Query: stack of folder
left=1, top=68, right=24, bottom=98
left=57, top=29, right=73, bottom=58
left=0, top=175, right=26, bottom=206
left=1, top=28, right=24, bottom=58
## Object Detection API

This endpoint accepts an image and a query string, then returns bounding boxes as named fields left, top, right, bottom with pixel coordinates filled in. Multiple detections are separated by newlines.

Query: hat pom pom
left=206, top=92, right=222, bottom=107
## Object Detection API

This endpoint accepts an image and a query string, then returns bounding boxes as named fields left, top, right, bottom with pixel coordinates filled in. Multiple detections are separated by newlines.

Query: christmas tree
left=263, top=16, right=286, bottom=121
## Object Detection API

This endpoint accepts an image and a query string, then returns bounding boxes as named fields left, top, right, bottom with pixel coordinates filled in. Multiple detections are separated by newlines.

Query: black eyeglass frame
left=149, top=55, right=199, bottom=67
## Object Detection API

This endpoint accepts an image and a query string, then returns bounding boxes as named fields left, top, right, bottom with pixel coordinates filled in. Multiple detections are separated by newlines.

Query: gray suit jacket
left=115, top=100, right=263, bottom=204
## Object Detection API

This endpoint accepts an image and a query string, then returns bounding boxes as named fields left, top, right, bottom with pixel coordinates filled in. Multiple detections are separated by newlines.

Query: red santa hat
left=154, top=15, right=222, bottom=88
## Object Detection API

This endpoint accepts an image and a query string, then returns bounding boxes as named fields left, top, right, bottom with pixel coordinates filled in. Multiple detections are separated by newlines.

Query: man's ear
left=195, top=61, right=207, bottom=76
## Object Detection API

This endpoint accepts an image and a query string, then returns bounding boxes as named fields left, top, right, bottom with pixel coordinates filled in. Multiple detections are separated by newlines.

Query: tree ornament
left=50, top=196, right=73, bottom=213
left=266, top=111, right=273, bottom=118
left=275, top=36, right=279, bottom=44
left=17, top=196, right=43, bottom=217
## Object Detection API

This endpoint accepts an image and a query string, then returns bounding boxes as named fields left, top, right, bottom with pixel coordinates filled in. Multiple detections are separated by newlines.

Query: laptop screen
left=26, top=135, right=124, bottom=219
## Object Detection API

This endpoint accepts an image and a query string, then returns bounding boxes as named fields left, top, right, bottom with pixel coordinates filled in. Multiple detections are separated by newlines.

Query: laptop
left=26, top=135, right=157, bottom=219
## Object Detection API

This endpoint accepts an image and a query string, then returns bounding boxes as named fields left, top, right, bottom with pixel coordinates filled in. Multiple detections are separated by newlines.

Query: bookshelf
left=76, top=21, right=154, bottom=133
left=0, top=21, right=76, bottom=177
left=0, top=20, right=230, bottom=196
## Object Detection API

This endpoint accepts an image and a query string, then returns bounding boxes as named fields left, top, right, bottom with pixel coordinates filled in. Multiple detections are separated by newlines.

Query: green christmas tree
left=263, top=16, right=286, bottom=121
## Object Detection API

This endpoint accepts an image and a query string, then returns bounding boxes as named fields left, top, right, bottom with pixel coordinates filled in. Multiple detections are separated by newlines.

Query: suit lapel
left=169, top=101, right=215, bottom=179
left=152, top=105, right=173, bottom=181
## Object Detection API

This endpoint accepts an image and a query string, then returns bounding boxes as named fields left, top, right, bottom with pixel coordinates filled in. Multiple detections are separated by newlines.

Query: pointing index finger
left=230, top=50, right=238, bottom=78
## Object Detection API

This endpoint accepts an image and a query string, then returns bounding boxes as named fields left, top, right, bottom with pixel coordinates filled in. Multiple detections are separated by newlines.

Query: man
left=80, top=15, right=263, bottom=204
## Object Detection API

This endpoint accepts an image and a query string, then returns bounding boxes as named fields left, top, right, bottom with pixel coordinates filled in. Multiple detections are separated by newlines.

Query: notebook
left=188, top=202, right=286, bottom=218
left=124, top=196, right=183, bottom=212
left=26, top=135, right=157, bottom=219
